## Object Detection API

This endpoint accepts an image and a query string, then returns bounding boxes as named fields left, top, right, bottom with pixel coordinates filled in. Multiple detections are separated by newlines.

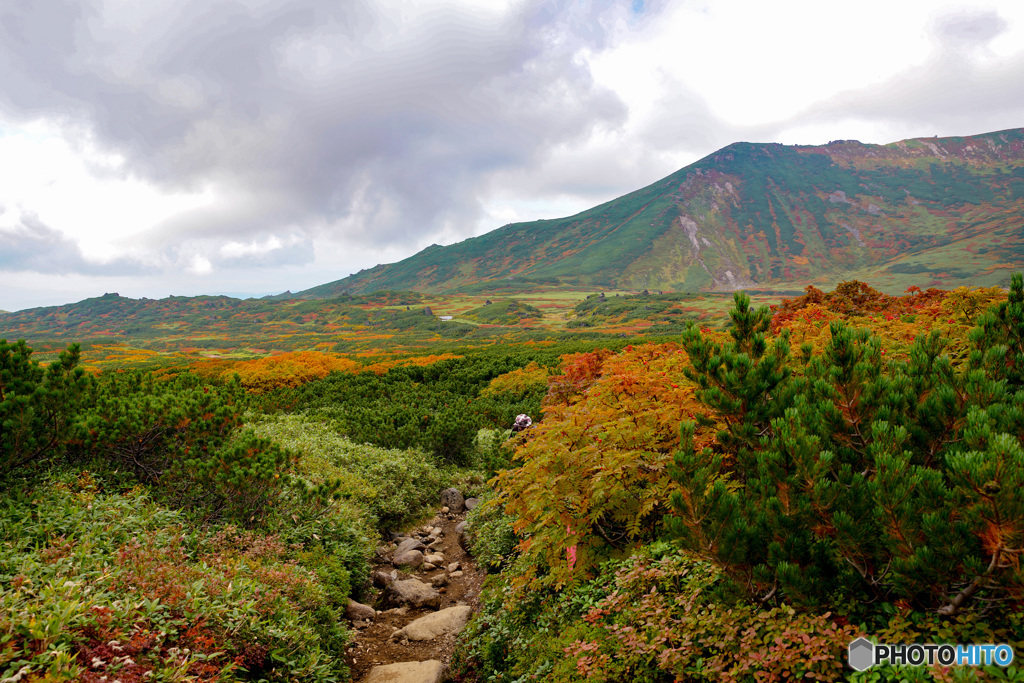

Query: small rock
left=422, top=562, right=436, bottom=571
left=430, top=573, right=449, bottom=588
left=344, top=599, right=376, bottom=622
left=450, top=570, right=464, bottom=578
left=425, top=553, right=445, bottom=565
left=464, top=497, right=479, bottom=511
left=421, top=525, right=434, bottom=534
left=429, top=527, right=443, bottom=539
left=393, top=549, right=424, bottom=568
left=372, top=570, right=395, bottom=588
left=441, top=488, right=465, bottom=514
left=447, top=562, right=461, bottom=573
left=428, top=538, right=445, bottom=550
left=375, top=545, right=390, bottom=558
left=455, top=521, right=467, bottom=535
left=441, top=506, right=450, bottom=514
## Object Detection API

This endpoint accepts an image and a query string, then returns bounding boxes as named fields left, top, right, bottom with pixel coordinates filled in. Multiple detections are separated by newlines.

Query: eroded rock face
left=382, top=579, right=442, bottom=610
left=440, top=488, right=465, bottom=514
left=392, top=605, right=473, bottom=642
left=361, top=660, right=444, bottom=683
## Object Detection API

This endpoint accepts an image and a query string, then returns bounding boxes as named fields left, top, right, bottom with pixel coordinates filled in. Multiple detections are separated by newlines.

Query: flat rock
left=464, top=497, right=479, bottom=511
left=440, top=488, right=465, bottom=514
left=361, top=660, right=444, bottom=683
left=393, top=606, right=473, bottom=642
left=424, top=553, right=445, bottom=565
left=396, top=538, right=426, bottom=555
left=344, top=598, right=376, bottom=622
left=382, top=579, right=442, bottom=610
left=393, top=549, right=424, bottom=568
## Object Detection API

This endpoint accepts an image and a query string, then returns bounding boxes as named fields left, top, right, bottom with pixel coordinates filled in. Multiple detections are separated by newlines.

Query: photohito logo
left=848, top=638, right=1015, bottom=670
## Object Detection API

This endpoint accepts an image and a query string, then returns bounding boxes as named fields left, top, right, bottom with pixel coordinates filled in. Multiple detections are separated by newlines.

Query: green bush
left=464, top=491, right=518, bottom=571
left=451, top=543, right=858, bottom=683
left=248, top=413, right=454, bottom=532
left=0, top=472, right=350, bottom=681
left=71, top=371, right=298, bottom=526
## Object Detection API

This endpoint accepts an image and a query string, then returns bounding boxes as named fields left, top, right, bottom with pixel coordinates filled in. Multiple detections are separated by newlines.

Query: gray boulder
left=392, top=605, right=473, bottom=642
left=396, top=538, right=426, bottom=555
left=361, top=661, right=444, bottom=683
left=440, top=488, right=465, bottom=514
left=464, top=497, right=479, bottom=511
left=393, top=549, right=424, bottom=568
left=383, top=578, right=442, bottom=609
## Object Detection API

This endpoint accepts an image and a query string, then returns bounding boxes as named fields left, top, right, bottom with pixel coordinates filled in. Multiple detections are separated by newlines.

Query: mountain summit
left=302, top=128, right=1024, bottom=296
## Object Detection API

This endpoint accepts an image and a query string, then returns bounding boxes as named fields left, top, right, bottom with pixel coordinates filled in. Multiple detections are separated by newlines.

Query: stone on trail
left=373, top=570, right=396, bottom=588
left=395, top=538, right=426, bottom=555
left=393, top=549, right=424, bottom=568
left=440, top=488, right=465, bottom=514
left=464, top=497, right=479, bottom=511
left=382, top=578, right=442, bottom=609
left=360, top=660, right=444, bottom=683
left=344, top=599, right=376, bottom=622
left=392, top=605, right=473, bottom=642
left=424, top=553, right=445, bottom=565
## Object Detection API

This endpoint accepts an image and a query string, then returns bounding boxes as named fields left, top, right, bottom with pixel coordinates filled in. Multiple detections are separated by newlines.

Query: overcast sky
left=2, top=0, right=1023, bottom=311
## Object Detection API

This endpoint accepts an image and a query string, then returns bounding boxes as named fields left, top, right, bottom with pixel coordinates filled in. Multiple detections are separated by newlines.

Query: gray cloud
left=0, top=0, right=642, bottom=255
left=0, top=216, right=147, bottom=275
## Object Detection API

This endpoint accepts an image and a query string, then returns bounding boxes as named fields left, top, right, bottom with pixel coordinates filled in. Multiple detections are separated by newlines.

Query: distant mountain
left=297, top=128, right=1024, bottom=296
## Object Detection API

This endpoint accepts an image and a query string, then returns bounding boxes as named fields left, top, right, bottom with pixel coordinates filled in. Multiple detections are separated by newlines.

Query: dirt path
left=344, top=508, right=486, bottom=682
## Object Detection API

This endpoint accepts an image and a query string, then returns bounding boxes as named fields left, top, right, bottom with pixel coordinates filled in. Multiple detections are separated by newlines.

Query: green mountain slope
left=300, top=128, right=1024, bottom=296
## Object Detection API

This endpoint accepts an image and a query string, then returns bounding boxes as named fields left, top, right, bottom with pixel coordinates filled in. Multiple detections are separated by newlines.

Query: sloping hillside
left=300, top=128, right=1024, bottom=296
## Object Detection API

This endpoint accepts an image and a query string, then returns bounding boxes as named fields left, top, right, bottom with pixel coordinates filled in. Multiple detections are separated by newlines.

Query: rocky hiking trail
left=344, top=488, right=486, bottom=683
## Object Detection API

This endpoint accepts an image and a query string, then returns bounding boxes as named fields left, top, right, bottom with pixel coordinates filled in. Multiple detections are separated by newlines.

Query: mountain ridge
left=295, top=128, right=1024, bottom=297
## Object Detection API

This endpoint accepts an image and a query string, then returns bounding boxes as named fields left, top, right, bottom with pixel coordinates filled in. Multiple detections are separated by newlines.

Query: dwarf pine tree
left=0, top=340, right=90, bottom=478
left=670, top=283, right=1024, bottom=615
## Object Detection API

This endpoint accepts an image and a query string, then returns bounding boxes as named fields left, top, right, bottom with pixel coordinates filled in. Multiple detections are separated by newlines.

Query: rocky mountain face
left=301, top=128, right=1024, bottom=296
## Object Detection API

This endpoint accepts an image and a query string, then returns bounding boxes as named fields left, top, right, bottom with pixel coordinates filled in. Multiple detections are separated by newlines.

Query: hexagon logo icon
left=848, top=637, right=874, bottom=671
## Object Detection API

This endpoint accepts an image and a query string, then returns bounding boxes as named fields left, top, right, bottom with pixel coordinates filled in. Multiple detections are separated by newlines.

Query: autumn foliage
left=492, top=344, right=718, bottom=588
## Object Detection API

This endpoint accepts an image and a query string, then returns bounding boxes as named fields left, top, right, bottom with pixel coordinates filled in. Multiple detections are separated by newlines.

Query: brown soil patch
left=344, top=509, right=486, bottom=681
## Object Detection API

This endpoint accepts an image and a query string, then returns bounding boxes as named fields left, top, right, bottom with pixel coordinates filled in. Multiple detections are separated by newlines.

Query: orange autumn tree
left=192, top=351, right=360, bottom=392
left=492, top=344, right=717, bottom=589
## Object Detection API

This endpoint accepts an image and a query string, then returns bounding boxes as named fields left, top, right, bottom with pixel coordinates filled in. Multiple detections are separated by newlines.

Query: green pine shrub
left=670, top=284, right=1024, bottom=615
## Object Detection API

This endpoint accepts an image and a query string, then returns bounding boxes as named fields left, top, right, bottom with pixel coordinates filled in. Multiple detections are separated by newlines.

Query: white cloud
left=1, top=0, right=1023, bottom=310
